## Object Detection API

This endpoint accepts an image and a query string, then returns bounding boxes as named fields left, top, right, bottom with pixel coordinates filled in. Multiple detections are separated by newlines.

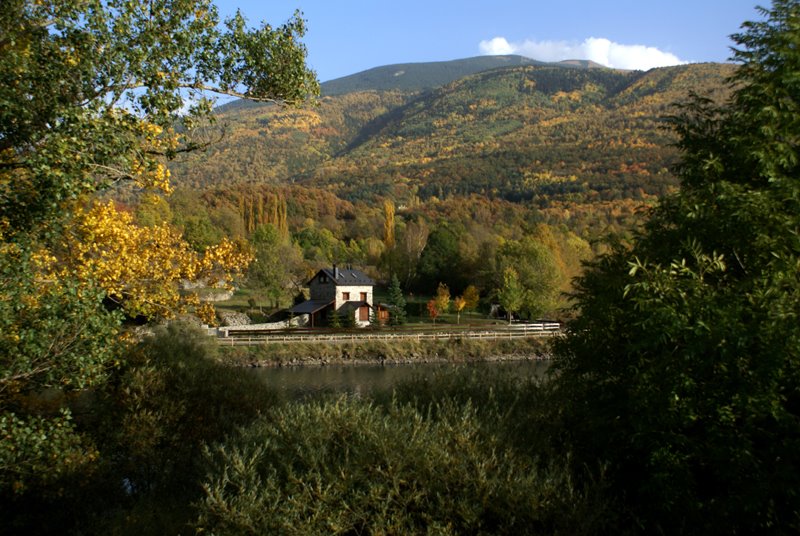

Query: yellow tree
left=453, top=295, right=467, bottom=324
left=434, top=282, right=451, bottom=320
left=462, top=285, right=480, bottom=312
left=48, top=201, right=253, bottom=320
left=0, top=0, right=316, bottom=495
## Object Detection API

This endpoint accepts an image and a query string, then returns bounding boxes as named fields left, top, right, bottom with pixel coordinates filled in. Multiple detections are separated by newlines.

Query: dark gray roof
left=288, top=300, right=333, bottom=314
left=313, top=267, right=375, bottom=286
left=339, top=300, right=370, bottom=311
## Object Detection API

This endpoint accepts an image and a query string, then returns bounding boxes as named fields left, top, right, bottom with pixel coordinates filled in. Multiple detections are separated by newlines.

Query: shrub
left=196, top=397, right=588, bottom=535
left=85, top=321, right=283, bottom=533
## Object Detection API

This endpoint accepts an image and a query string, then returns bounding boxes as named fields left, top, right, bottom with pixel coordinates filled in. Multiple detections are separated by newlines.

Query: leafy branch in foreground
left=0, top=0, right=319, bottom=237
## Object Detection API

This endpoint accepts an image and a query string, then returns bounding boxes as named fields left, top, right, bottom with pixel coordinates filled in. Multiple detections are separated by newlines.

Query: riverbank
left=217, top=336, right=553, bottom=367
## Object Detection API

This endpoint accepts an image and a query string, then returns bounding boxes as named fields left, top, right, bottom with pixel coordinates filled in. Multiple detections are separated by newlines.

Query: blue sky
left=215, top=1, right=764, bottom=82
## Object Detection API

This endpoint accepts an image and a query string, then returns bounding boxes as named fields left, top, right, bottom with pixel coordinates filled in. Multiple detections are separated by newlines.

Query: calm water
left=250, top=360, right=550, bottom=399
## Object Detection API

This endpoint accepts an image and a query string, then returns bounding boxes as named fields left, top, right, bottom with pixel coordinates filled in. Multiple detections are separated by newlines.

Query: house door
left=359, top=306, right=369, bottom=321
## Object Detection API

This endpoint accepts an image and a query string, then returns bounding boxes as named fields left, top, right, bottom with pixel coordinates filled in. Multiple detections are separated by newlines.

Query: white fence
left=217, top=322, right=561, bottom=346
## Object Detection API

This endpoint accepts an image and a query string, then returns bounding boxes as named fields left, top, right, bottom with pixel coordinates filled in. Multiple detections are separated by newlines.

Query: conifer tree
left=387, top=275, right=407, bottom=326
left=328, top=309, right=342, bottom=328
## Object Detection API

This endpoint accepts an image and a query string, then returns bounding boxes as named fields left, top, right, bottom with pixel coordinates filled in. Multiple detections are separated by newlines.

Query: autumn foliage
left=34, top=201, right=253, bottom=319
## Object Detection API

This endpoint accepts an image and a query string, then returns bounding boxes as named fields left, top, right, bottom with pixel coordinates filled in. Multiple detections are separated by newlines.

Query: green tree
left=169, top=189, right=223, bottom=252
left=387, top=275, right=408, bottom=326
left=86, top=322, right=280, bottom=534
left=328, top=309, right=342, bottom=329
left=135, top=193, right=173, bottom=228
left=341, top=307, right=357, bottom=328
left=0, top=248, right=121, bottom=494
left=417, top=224, right=465, bottom=293
left=496, top=267, right=525, bottom=324
left=368, top=306, right=381, bottom=328
left=295, top=225, right=340, bottom=264
left=0, top=0, right=318, bottom=238
left=552, top=2, right=800, bottom=532
left=496, top=235, right=560, bottom=319
left=396, top=218, right=430, bottom=288
left=248, top=224, right=305, bottom=309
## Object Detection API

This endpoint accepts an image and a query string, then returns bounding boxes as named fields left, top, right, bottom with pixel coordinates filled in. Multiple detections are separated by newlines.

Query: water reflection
left=250, top=360, right=550, bottom=400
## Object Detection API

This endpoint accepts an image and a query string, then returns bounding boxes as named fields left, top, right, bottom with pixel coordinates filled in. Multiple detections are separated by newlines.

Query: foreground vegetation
left=1, top=322, right=589, bottom=535
left=2, top=0, right=800, bottom=534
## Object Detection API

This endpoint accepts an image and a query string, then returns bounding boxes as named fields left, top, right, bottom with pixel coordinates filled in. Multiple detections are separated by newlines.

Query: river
left=249, top=359, right=550, bottom=399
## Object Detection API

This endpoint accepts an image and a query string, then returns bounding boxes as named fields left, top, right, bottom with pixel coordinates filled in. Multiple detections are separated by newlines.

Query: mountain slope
left=171, top=60, right=735, bottom=227
left=303, top=63, right=734, bottom=205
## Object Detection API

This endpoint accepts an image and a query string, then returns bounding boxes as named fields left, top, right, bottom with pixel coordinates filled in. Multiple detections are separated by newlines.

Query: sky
left=215, top=1, right=765, bottom=82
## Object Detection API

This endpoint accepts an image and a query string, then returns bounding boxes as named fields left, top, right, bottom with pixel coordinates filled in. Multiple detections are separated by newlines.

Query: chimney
left=333, top=264, right=339, bottom=279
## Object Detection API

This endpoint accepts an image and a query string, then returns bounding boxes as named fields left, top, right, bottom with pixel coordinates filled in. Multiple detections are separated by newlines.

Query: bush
left=384, top=364, right=559, bottom=460
left=196, top=397, right=590, bottom=535
left=85, top=321, right=283, bottom=534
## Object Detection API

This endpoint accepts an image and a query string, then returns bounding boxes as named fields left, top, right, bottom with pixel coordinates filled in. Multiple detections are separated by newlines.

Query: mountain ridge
left=320, top=54, right=621, bottom=96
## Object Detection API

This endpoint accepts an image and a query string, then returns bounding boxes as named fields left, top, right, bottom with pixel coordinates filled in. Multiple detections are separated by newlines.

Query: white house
left=289, top=265, right=375, bottom=327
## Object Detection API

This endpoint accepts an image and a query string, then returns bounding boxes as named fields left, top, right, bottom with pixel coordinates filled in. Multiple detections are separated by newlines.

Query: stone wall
left=218, top=315, right=308, bottom=337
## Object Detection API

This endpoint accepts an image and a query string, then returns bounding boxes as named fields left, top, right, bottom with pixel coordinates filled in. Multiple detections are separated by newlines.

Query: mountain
left=304, top=63, right=733, bottom=204
left=320, top=55, right=613, bottom=96
left=170, top=59, right=734, bottom=235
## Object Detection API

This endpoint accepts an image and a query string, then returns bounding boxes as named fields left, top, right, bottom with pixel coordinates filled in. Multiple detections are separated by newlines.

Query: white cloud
left=478, top=36, right=686, bottom=70
left=479, top=37, right=516, bottom=55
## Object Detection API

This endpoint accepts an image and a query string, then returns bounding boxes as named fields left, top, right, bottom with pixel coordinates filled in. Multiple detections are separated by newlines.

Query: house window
left=320, top=275, right=328, bottom=283
left=360, top=292, right=367, bottom=302
left=342, top=292, right=350, bottom=300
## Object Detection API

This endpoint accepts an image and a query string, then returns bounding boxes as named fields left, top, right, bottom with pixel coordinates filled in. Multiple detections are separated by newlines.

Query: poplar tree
left=383, top=199, right=396, bottom=249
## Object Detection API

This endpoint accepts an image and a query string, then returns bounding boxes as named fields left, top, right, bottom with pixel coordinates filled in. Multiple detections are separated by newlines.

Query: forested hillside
left=319, top=63, right=732, bottom=201
left=156, top=59, right=738, bottom=309
left=170, top=61, right=733, bottom=240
